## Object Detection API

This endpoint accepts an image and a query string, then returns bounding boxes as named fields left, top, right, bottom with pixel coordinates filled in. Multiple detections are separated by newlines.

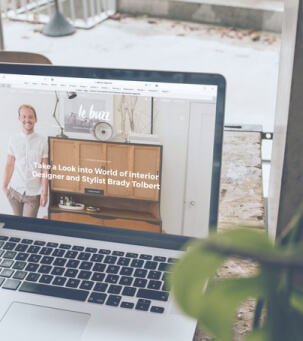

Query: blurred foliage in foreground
left=170, top=204, right=303, bottom=341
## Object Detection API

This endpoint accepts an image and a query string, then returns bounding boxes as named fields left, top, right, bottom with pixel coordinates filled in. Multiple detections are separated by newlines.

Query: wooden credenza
left=48, top=137, right=162, bottom=233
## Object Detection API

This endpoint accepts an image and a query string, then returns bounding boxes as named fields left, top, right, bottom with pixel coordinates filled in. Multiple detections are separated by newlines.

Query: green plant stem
left=252, top=298, right=264, bottom=329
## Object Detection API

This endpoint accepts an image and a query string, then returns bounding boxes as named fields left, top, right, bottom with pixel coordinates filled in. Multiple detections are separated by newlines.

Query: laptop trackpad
left=0, top=302, right=90, bottom=341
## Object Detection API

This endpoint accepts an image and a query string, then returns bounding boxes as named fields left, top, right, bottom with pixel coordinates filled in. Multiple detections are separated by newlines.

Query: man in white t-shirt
left=2, top=104, right=49, bottom=217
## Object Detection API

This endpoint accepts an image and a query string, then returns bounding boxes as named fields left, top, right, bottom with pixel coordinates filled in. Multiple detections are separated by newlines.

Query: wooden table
left=193, top=129, right=265, bottom=341
left=219, top=130, right=265, bottom=230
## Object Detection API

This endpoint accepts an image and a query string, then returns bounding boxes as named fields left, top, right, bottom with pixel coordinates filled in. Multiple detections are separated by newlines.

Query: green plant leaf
left=290, top=288, right=303, bottom=314
left=196, top=276, right=265, bottom=341
left=203, top=228, right=275, bottom=260
left=245, top=327, right=270, bottom=341
left=169, top=240, right=225, bottom=317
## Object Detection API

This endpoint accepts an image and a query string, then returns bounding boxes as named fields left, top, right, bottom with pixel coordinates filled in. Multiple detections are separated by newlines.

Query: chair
left=0, top=51, right=52, bottom=64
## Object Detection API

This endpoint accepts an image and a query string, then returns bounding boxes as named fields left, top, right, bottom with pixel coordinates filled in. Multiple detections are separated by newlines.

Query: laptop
left=0, top=63, right=225, bottom=341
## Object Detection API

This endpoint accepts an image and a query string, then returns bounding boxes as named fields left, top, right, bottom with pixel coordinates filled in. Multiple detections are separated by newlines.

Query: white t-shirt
left=8, top=132, right=48, bottom=196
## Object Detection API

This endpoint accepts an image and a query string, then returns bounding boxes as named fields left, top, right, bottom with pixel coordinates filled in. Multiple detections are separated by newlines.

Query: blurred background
left=0, top=0, right=284, bottom=200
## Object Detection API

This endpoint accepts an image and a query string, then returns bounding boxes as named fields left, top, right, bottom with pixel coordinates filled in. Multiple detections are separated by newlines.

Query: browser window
left=0, top=72, right=219, bottom=238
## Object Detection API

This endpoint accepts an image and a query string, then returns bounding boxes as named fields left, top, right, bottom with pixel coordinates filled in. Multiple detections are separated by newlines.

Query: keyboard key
left=46, top=242, right=58, bottom=248
left=1, top=269, right=14, bottom=277
left=78, top=270, right=92, bottom=280
left=134, top=269, right=147, bottom=278
left=53, top=258, right=67, bottom=267
left=38, top=265, right=52, bottom=274
left=65, top=269, right=78, bottom=278
left=119, top=276, right=133, bottom=286
left=15, top=253, right=29, bottom=261
left=122, top=286, right=136, bottom=297
left=40, top=247, right=53, bottom=255
left=88, top=292, right=107, bottom=304
left=158, top=263, right=170, bottom=272
left=80, top=281, right=94, bottom=290
left=52, top=249, right=65, bottom=257
left=105, top=274, right=119, bottom=284
left=133, top=278, right=147, bottom=288
left=112, top=251, right=124, bottom=257
left=27, top=246, right=41, bottom=254
left=148, top=280, right=162, bottom=290
left=98, top=249, right=110, bottom=255
left=3, top=242, right=16, bottom=250
left=106, top=295, right=121, bottom=307
left=66, top=260, right=79, bottom=268
left=106, top=265, right=120, bottom=274
left=15, top=244, right=28, bottom=252
left=0, top=236, right=9, bottom=241
left=85, top=247, right=97, bottom=253
left=137, top=289, right=169, bottom=302
left=131, top=259, right=144, bottom=268
left=66, top=279, right=80, bottom=288
left=121, top=302, right=134, bottom=309
left=1, top=259, right=14, bottom=268
left=34, top=241, right=45, bottom=246
left=28, top=254, right=41, bottom=263
left=93, top=283, right=108, bottom=292
left=9, top=237, right=21, bottom=243
left=91, top=272, right=105, bottom=282
left=53, top=276, right=67, bottom=286
left=120, top=267, right=133, bottom=276
left=90, top=254, right=104, bottom=262
left=154, top=256, right=166, bottom=262
left=135, top=299, right=151, bottom=311
left=104, top=256, right=117, bottom=264
left=117, top=257, right=130, bottom=266
left=151, top=306, right=165, bottom=314
left=25, top=263, right=39, bottom=272
left=51, top=267, right=65, bottom=276
left=79, top=261, right=93, bottom=270
left=12, top=261, right=26, bottom=270
left=26, top=273, right=40, bottom=282
left=140, top=254, right=152, bottom=260
left=108, top=285, right=122, bottom=295
left=39, top=275, right=53, bottom=284
left=59, top=244, right=71, bottom=250
left=72, top=245, right=84, bottom=251
left=125, top=253, right=138, bottom=258
left=19, top=282, right=89, bottom=301
left=13, top=271, right=27, bottom=280
left=144, top=261, right=158, bottom=270
left=78, top=252, right=90, bottom=261
left=65, top=251, right=78, bottom=259
left=2, top=279, right=21, bottom=290
left=148, top=271, right=161, bottom=280
left=92, top=263, right=106, bottom=272
left=21, top=239, right=33, bottom=244
left=40, top=256, right=54, bottom=265
left=2, top=251, right=17, bottom=259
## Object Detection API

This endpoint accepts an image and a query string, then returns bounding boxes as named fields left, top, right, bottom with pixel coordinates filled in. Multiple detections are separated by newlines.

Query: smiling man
left=2, top=104, right=49, bottom=217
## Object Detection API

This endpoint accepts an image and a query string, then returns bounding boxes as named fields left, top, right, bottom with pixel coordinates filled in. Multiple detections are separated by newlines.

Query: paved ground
left=1, top=14, right=281, bottom=193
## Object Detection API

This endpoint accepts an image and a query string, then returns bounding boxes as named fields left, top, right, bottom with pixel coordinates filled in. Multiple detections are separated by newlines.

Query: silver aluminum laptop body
left=0, top=64, right=225, bottom=341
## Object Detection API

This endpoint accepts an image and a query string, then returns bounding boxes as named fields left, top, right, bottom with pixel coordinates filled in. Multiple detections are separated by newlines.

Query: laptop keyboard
left=0, top=236, right=177, bottom=314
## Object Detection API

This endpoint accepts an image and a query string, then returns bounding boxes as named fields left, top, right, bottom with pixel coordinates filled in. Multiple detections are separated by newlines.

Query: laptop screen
left=0, top=65, right=225, bottom=241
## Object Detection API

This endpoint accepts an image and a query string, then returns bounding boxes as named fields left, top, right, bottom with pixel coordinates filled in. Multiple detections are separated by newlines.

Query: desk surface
left=193, top=130, right=265, bottom=341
